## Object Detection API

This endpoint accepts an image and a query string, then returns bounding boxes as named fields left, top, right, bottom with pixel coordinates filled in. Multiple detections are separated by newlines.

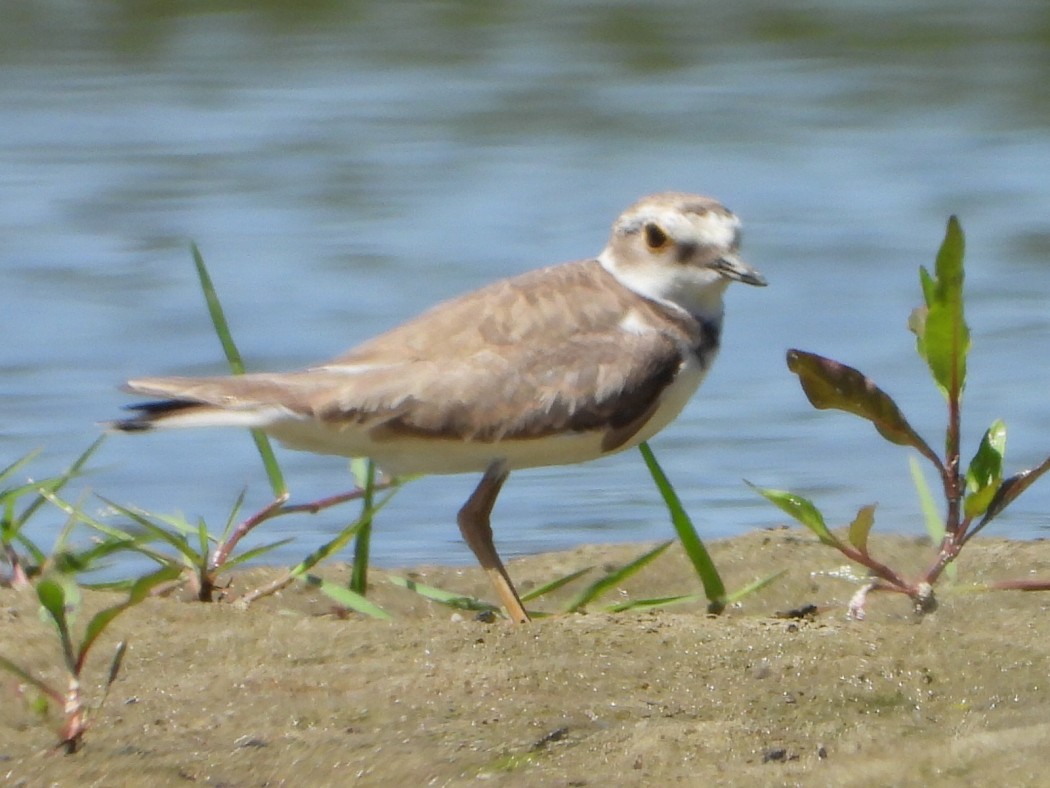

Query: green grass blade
left=219, top=488, right=248, bottom=543
left=190, top=242, right=247, bottom=373
left=190, top=243, right=286, bottom=498
left=301, top=574, right=391, bottom=619
left=908, top=455, right=945, bottom=541
left=723, top=569, right=788, bottom=605
left=219, top=538, right=295, bottom=571
left=196, top=517, right=210, bottom=562
left=287, top=519, right=367, bottom=580
left=286, top=487, right=398, bottom=582
left=349, top=458, right=375, bottom=595
left=520, top=566, right=594, bottom=602
left=99, top=640, right=129, bottom=710
left=42, top=491, right=176, bottom=569
left=564, top=541, right=672, bottom=613
left=603, top=594, right=700, bottom=613
left=14, top=437, right=105, bottom=531
left=77, top=565, right=181, bottom=674
left=639, top=442, right=727, bottom=611
left=0, top=448, right=42, bottom=485
left=100, top=499, right=199, bottom=566
left=0, top=654, right=63, bottom=704
left=386, top=575, right=501, bottom=613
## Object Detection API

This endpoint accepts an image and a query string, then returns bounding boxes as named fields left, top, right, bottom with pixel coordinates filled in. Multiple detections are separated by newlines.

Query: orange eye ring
left=643, top=222, right=671, bottom=251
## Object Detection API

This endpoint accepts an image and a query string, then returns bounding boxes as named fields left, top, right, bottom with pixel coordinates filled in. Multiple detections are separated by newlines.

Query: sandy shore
left=4, top=528, right=1050, bottom=786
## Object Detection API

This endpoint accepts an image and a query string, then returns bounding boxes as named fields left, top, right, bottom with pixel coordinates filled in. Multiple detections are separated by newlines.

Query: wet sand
left=4, top=529, right=1050, bottom=786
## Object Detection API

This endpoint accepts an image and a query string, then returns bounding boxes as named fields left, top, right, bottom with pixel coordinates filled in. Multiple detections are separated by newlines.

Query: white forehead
left=613, top=196, right=741, bottom=249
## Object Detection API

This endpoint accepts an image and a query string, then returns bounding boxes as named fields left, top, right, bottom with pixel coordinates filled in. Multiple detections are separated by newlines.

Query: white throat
left=597, top=248, right=729, bottom=322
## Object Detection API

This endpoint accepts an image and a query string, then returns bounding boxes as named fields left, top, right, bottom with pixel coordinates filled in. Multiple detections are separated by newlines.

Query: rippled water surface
left=4, top=2, right=1050, bottom=570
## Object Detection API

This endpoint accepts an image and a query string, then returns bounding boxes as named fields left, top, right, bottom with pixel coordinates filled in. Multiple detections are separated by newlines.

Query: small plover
left=114, top=192, right=766, bottom=622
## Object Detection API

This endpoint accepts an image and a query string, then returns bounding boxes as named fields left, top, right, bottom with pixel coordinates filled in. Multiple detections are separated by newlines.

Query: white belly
left=265, top=353, right=711, bottom=476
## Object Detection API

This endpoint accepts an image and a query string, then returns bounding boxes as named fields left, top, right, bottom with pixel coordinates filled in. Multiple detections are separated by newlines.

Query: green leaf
left=218, top=538, right=295, bottom=571
left=43, top=491, right=177, bottom=569
left=100, top=499, right=200, bottom=567
left=15, top=436, right=105, bottom=532
left=604, top=593, right=699, bottom=613
left=386, top=574, right=501, bottom=614
left=919, top=266, right=937, bottom=308
left=564, top=541, right=672, bottom=613
left=287, top=518, right=368, bottom=580
left=300, top=574, right=391, bottom=620
left=196, top=517, right=210, bottom=565
left=350, top=457, right=371, bottom=489
left=918, top=217, right=969, bottom=401
left=786, top=350, right=939, bottom=465
left=100, top=640, right=129, bottom=710
left=0, top=448, right=42, bottom=486
left=350, top=459, right=376, bottom=596
left=191, top=243, right=287, bottom=498
left=218, top=489, right=247, bottom=544
left=77, top=565, right=181, bottom=674
left=638, top=443, right=726, bottom=612
left=908, top=455, right=945, bottom=542
left=748, top=482, right=842, bottom=548
left=847, top=504, right=877, bottom=554
left=911, top=304, right=928, bottom=361
left=36, top=576, right=77, bottom=673
left=0, top=654, right=64, bottom=704
left=964, top=420, right=1006, bottom=519
left=977, top=455, right=1050, bottom=529
left=723, top=569, right=788, bottom=605
left=284, top=487, right=399, bottom=582
left=520, top=566, right=594, bottom=602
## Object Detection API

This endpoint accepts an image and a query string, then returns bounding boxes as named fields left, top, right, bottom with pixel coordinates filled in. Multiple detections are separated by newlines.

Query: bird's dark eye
left=643, top=223, right=670, bottom=251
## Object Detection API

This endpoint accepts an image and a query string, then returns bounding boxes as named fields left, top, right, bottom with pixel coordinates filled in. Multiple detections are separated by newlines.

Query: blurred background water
left=3, top=0, right=1049, bottom=573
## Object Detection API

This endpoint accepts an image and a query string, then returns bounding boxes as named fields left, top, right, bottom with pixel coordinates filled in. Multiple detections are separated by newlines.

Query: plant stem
left=210, top=482, right=397, bottom=578
left=210, top=493, right=290, bottom=571
left=944, top=366, right=964, bottom=538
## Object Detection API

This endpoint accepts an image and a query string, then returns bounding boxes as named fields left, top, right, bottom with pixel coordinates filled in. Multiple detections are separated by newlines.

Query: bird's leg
left=457, top=461, right=530, bottom=623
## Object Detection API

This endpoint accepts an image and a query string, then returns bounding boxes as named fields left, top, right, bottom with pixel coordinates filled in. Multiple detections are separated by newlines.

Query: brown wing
left=318, top=327, right=686, bottom=449
left=122, top=259, right=695, bottom=448
left=328, top=260, right=646, bottom=364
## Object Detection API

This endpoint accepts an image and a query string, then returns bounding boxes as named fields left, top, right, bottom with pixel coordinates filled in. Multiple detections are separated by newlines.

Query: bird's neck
left=597, top=249, right=729, bottom=325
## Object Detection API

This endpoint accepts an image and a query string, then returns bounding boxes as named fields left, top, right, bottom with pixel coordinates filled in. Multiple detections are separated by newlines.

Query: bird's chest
left=625, top=349, right=714, bottom=449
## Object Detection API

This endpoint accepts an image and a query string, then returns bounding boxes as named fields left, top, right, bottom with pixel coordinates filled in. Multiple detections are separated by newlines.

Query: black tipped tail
left=111, top=399, right=203, bottom=432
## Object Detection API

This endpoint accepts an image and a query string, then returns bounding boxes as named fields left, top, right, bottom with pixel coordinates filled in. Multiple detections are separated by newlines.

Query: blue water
left=3, top=2, right=1049, bottom=571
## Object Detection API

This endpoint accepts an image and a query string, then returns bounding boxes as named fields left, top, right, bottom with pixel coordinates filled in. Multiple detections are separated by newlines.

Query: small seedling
left=93, top=493, right=293, bottom=601
left=0, top=565, right=178, bottom=752
left=752, top=217, right=1050, bottom=618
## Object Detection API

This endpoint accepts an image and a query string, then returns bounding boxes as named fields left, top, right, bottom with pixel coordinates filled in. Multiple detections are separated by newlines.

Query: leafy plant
left=92, top=493, right=291, bottom=601
left=1, top=438, right=108, bottom=587
left=752, top=217, right=1050, bottom=617
left=0, top=565, right=178, bottom=752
